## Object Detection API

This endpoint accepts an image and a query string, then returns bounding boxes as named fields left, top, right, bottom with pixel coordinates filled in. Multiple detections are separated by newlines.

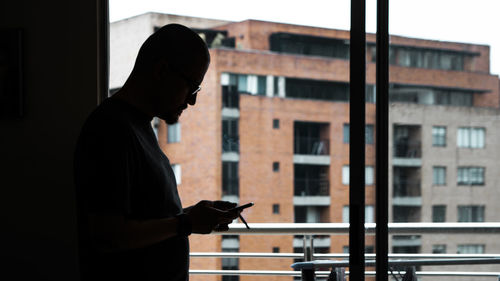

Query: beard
left=160, top=111, right=180, bottom=125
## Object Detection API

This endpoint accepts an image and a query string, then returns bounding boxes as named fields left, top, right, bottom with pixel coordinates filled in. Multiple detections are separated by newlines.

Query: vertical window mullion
left=350, top=0, right=366, bottom=280
left=376, top=0, right=390, bottom=280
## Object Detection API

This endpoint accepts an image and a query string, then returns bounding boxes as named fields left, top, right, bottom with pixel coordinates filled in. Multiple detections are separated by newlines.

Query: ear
left=152, top=59, right=168, bottom=81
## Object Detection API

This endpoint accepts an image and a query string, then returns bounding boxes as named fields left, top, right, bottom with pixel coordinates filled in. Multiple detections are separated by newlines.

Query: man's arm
left=88, top=214, right=179, bottom=252
left=88, top=200, right=239, bottom=253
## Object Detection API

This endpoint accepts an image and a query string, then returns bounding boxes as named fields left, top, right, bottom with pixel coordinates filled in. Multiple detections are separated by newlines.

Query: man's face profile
left=153, top=58, right=208, bottom=124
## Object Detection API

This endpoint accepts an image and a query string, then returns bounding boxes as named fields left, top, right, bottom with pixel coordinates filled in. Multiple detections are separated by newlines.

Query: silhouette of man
left=74, top=24, right=239, bottom=281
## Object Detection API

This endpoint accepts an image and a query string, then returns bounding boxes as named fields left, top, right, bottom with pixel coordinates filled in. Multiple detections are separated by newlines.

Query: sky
left=109, top=0, right=500, bottom=75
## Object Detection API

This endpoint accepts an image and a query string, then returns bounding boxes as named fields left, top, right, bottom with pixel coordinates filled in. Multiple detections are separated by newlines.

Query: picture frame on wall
left=0, top=29, right=23, bottom=118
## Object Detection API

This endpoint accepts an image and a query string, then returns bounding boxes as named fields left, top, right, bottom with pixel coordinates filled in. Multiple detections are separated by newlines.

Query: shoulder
left=77, top=99, right=136, bottom=149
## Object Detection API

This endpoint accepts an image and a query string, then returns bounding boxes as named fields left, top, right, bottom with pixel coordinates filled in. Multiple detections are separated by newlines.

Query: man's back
left=74, top=98, right=189, bottom=281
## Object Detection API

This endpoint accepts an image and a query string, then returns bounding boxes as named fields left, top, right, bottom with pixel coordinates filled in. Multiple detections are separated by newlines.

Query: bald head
left=132, top=24, right=210, bottom=76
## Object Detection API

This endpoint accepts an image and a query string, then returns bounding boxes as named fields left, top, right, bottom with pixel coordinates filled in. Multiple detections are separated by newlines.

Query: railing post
left=302, top=235, right=315, bottom=281
left=303, top=235, right=314, bottom=261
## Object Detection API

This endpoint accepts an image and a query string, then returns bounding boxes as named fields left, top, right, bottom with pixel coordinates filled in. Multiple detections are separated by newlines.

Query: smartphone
left=228, top=202, right=254, bottom=212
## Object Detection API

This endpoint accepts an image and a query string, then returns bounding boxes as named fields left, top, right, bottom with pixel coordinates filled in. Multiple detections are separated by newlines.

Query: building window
left=171, top=164, right=181, bottom=185
left=342, top=205, right=374, bottom=223
left=389, top=84, right=473, bottom=107
left=272, top=204, right=280, bottom=214
left=286, top=78, right=349, bottom=102
left=223, top=119, right=239, bottom=153
left=343, top=124, right=375, bottom=144
left=458, top=205, right=485, bottom=222
left=341, top=165, right=374, bottom=186
left=294, top=206, right=327, bottom=223
left=237, top=75, right=248, bottom=93
left=365, top=125, right=374, bottom=144
left=457, top=167, right=485, bottom=185
left=270, top=32, right=349, bottom=60
left=257, top=75, right=267, bottom=95
left=432, top=126, right=446, bottom=147
left=457, top=244, right=485, bottom=254
left=457, top=127, right=485, bottom=148
left=433, top=166, right=446, bottom=185
left=221, top=73, right=239, bottom=108
left=223, top=162, right=239, bottom=196
left=273, top=162, right=280, bottom=172
left=273, top=247, right=280, bottom=253
left=366, top=85, right=376, bottom=103
left=376, top=46, right=466, bottom=71
left=343, top=124, right=349, bottom=143
left=432, top=245, right=447, bottom=254
left=342, top=165, right=350, bottom=185
left=221, top=247, right=239, bottom=281
left=432, top=205, right=446, bottom=222
left=273, top=119, right=280, bottom=129
left=167, top=123, right=181, bottom=143
left=365, top=166, right=374, bottom=185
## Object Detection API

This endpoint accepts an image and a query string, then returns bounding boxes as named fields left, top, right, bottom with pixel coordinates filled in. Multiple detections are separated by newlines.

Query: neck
left=112, top=78, right=155, bottom=119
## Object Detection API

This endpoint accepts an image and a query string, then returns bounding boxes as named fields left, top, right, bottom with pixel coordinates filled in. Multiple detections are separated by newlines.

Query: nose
left=186, top=92, right=197, bottom=106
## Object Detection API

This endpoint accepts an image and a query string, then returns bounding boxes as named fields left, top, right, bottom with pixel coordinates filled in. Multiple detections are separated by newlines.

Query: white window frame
left=342, top=165, right=374, bottom=185
left=343, top=205, right=374, bottom=223
left=457, top=127, right=485, bottom=148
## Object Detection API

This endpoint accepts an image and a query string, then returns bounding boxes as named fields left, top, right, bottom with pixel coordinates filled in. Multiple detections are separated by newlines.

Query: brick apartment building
left=110, top=12, right=500, bottom=281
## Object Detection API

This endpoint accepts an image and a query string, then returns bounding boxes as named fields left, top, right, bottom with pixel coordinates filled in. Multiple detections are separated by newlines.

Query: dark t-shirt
left=74, top=98, right=189, bottom=281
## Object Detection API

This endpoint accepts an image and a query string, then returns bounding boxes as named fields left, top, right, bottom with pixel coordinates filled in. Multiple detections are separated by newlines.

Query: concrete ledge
left=393, top=197, right=422, bottom=206
left=222, top=153, right=240, bottom=162
left=222, top=108, right=240, bottom=118
left=293, top=196, right=331, bottom=206
left=393, top=158, right=422, bottom=166
left=293, top=155, right=331, bottom=165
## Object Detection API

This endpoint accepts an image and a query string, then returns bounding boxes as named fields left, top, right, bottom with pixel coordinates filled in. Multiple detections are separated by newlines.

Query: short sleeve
left=74, top=119, right=136, bottom=216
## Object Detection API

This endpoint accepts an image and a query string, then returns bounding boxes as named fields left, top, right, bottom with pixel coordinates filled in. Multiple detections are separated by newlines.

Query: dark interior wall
left=0, top=1, right=102, bottom=280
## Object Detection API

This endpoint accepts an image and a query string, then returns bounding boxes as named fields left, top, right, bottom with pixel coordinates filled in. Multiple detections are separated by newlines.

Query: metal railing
left=222, top=179, right=238, bottom=197
left=393, top=180, right=421, bottom=197
left=294, top=178, right=330, bottom=196
left=222, top=134, right=239, bottom=153
left=189, top=223, right=500, bottom=279
left=394, top=140, right=421, bottom=158
left=294, top=137, right=330, bottom=155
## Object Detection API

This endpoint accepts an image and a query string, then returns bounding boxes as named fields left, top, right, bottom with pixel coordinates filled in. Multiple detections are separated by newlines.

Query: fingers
left=214, top=223, right=230, bottom=232
left=213, top=200, right=237, bottom=210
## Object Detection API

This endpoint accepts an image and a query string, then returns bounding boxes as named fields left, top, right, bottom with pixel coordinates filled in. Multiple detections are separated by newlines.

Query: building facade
left=111, top=12, right=500, bottom=281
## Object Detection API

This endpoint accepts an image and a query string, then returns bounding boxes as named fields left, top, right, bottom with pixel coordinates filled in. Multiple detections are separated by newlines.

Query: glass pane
left=389, top=0, right=499, bottom=278
left=109, top=1, right=353, bottom=281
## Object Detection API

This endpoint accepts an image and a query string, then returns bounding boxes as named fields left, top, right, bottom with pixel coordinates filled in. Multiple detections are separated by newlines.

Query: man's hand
left=185, top=200, right=239, bottom=234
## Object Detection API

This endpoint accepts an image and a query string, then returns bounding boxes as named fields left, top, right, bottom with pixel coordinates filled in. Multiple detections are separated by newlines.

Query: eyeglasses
left=167, top=63, right=202, bottom=96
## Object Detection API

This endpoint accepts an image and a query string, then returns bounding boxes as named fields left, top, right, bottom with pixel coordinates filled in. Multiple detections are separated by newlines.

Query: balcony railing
left=394, top=140, right=421, bottom=158
left=393, top=180, right=421, bottom=197
left=222, top=179, right=239, bottom=196
left=222, top=134, right=239, bottom=153
left=189, top=223, right=500, bottom=279
left=294, top=137, right=330, bottom=155
left=294, top=178, right=329, bottom=196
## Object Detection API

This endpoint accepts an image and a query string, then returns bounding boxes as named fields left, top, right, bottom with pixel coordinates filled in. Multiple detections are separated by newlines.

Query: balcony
left=222, top=179, right=239, bottom=198
left=190, top=223, right=500, bottom=279
left=222, top=85, right=239, bottom=109
left=222, top=134, right=239, bottom=153
left=394, top=140, right=422, bottom=158
left=393, top=180, right=421, bottom=197
left=294, top=137, right=330, bottom=155
left=294, top=178, right=329, bottom=197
